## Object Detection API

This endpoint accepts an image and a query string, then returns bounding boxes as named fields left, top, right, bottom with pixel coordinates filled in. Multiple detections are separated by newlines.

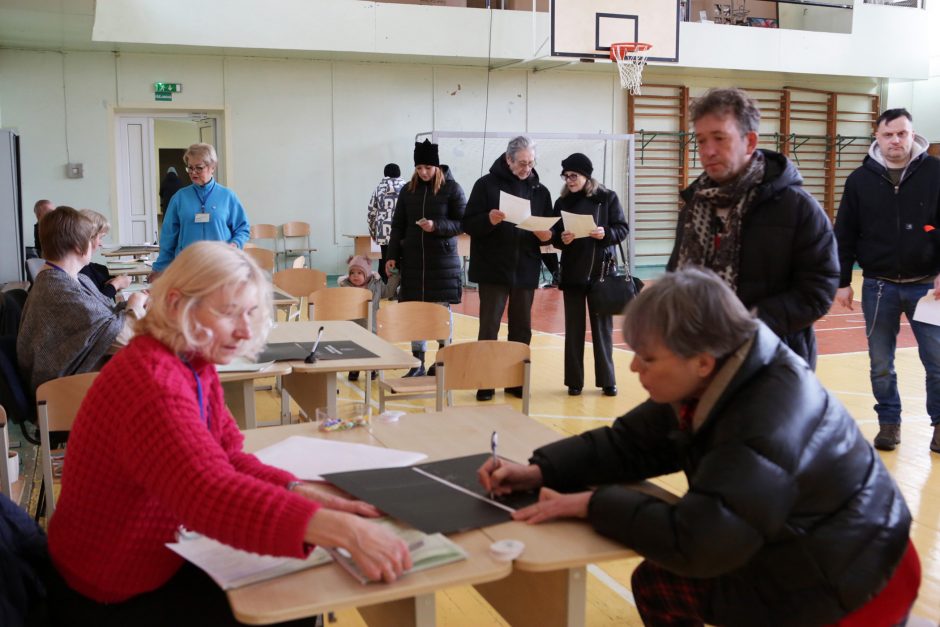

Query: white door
left=197, top=118, right=222, bottom=184
left=116, top=116, right=157, bottom=244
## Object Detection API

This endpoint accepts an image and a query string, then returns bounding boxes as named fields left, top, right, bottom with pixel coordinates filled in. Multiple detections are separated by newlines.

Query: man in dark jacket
left=667, top=87, right=838, bottom=370
left=834, top=108, right=940, bottom=453
left=463, top=136, right=554, bottom=401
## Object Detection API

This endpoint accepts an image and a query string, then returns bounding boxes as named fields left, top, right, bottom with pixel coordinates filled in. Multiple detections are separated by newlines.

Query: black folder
left=258, top=340, right=379, bottom=363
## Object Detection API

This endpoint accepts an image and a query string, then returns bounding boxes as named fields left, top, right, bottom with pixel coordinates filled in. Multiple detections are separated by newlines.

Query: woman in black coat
left=386, top=140, right=466, bottom=375
left=551, top=153, right=629, bottom=397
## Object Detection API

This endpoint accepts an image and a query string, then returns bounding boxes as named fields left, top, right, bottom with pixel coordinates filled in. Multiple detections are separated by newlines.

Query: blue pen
left=489, top=431, right=499, bottom=499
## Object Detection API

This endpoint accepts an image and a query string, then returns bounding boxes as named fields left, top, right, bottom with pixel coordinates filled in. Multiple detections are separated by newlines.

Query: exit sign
left=154, top=82, right=182, bottom=94
left=155, top=93, right=172, bottom=101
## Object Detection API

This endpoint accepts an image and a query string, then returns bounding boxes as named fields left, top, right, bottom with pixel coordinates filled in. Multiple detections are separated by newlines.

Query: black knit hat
left=384, top=163, right=401, bottom=178
left=561, top=153, right=593, bottom=178
left=414, top=140, right=440, bottom=167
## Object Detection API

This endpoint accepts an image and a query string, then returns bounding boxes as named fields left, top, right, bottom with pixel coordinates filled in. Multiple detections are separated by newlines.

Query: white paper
left=166, top=534, right=332, bottom=590
left=370, top=238, right=381, bottom=253
left=515, top=215, right=560, bottom=232
left=499, top=191, right=532, bottom=224
left=913, top=294, right=940, bottom=326
left=215, top=360, right=275, bottom=373
left=253, top=436, right=428, bottom=481
left=561, top=211, right=598, bottom=239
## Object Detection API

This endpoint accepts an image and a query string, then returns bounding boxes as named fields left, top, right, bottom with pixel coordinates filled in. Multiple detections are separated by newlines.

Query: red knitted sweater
left=47, top=335, right=319, bottom=603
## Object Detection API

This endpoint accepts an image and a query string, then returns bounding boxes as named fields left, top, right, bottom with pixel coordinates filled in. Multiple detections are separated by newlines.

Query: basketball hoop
left=610, top=42, right=652, bottom=96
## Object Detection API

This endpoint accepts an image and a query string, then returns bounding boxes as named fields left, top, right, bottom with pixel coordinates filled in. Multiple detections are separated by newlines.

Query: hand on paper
left=417, top=218, right=435, bottom=233
left=477, top=458, right=542, bottom=497
left=534, top=230, right=553, bottom=242
left=489, top=209, right=506, bottom=226
left=835, top=286, right=854, bottom=311
left=512, top=488, right=591, bottom=524
left=108, top=275, right=132, bottom=290
left=306, top=510, right=412, bottom=582
left=560, top=231, right=576, bottom=246
left=292, top=482, right=381, bottom=518
left=589, top=226, right=605, bottom=240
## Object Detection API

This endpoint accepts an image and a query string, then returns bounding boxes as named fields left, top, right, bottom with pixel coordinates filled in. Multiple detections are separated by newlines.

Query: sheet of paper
left=166, top=534, right=332, bottom=590
left=215, top=360, right=275, bottom=373
left=253, top=436, right=428, bottom=481
left=913, top=294, right=940, bottom=326
left=515, top=215, right=560, bottom=232
left=499, top=191, right=532, bottom=224
left=561, top=211, right=598, bottom=239
left=370, top=238, right=381, bottom=253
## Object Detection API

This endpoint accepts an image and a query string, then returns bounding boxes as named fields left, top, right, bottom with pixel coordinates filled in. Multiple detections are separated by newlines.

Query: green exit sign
left=154, top=82, right=182, bottom=94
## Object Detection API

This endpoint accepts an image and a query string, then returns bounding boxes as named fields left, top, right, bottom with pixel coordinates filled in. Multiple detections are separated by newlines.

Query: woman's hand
left=589, top=226, right=605, bottom=240
left=489, top=209, right=506, bottom=226
left=534, top=230, right=553, bottom=243
left=127, top=292, right=148, bottom=316
left=560, top=231, right=576, bottom=245
left=477, top=458, right=543, bottom=497
left=291, top=482, right=381, bottom=518
left=385, top=259, right=397, bottom=276
left=417, top=218, right=435, bottom=233
left=512, top=488, right=591, bottom=524
left=108, top=275, right=132, bottom=290
left=305, top=510, right=412, bottom=583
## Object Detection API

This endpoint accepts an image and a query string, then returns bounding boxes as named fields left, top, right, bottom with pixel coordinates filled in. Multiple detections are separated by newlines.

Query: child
left=339, top=255, right=385, bottom=381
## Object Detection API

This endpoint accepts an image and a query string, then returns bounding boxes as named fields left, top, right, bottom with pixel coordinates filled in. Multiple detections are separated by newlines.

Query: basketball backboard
left=551, top=0, right=681, bottom=63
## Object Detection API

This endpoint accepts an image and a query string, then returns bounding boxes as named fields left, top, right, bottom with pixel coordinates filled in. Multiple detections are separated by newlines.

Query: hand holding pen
left=477, top=439, right=544, bottom=498
left=489, top=431, right=500, bottom=499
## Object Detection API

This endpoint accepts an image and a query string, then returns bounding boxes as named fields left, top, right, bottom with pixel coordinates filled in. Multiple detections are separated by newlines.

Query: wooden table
left=236, top=405, right=646, bottom=627
left=106, top=262, right=152, bottom=277
left=101, top=245, right=160, bottom=258
left=218, top=363, right=293, bottom=429
left=342, top=234, right=382, bottom=260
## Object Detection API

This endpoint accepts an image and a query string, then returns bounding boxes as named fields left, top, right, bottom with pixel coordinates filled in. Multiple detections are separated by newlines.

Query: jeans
left=862, top=278, right=940, bottom=425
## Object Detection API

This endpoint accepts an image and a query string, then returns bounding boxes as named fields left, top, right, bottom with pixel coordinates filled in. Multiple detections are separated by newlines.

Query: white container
left=6, top=451, right=18, bottom=485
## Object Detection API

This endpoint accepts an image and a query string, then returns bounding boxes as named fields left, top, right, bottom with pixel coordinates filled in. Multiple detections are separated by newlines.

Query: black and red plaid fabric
left=632, top=560, right=713, bottom=627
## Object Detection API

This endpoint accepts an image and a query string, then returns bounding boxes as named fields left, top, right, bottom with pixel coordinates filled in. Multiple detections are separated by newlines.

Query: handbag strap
left=593, top=200, right=632, bottom=280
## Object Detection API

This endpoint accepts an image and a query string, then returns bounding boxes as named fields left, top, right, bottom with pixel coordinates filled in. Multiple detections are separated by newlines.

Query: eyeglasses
left=185, top=164, right=209, bottom=173
left=561, top=173, right=582, bottom=181
left=513, top=160, right=536, bottom=168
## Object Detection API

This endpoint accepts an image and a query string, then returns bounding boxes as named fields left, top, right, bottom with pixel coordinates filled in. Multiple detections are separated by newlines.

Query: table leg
left=222, top=380, right=256, bottom=430
left=280, top=372, right=336, bottom=419
left=357, top=593, right=435, bottom=627
left=474, top=567, right=586, bottom=627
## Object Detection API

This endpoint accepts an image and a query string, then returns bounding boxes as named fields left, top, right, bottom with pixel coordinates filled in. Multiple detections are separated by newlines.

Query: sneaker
left=505, top=386, right=524, bottom=398
left=873, top=424, right=901, bottom=451
left=476, top=389, right=495, bottom=401
left=931, top=425, right=940, bottom=453
left=348, top=371, right=360, bottom=382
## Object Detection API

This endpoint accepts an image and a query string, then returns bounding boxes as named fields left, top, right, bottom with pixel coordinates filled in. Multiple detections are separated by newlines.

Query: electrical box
left=66, top=163, right=84, bottom=179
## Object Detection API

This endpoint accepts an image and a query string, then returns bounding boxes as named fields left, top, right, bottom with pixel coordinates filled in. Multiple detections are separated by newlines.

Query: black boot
left=405, top=351, right=426, bottom=377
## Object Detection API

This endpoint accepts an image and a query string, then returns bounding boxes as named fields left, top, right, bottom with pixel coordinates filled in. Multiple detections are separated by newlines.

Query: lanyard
left=181, top=359, right=210, bottom=431
left=192, top=179, right=217, bottom=211
left=45, top=261, right=67, bottom=273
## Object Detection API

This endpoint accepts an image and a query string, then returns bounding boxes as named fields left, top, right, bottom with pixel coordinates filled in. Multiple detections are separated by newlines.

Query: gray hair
left=506, top=136, right=536, bottom=161
left=623, top=267, right=758, bottom=359
left=184, top=142, right=219, bottom=168
left=690, top=88, right=761, bottom=137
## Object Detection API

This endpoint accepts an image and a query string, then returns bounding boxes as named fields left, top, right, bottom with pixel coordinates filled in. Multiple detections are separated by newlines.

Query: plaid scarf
left=676, top=151, right=766, bottom=290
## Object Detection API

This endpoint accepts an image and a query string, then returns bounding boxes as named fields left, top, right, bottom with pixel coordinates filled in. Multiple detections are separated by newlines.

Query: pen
left=304, top=325, right=326, bottom=364
left=489, top=431, right=499, bottom=499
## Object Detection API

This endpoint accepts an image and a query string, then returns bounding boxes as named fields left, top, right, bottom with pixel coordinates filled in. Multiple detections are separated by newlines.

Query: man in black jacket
left=668, top=88, right=838, bottom=370
left=463, top=136, right=553, bottom=401
left=835, top=108, right=940, bottom=453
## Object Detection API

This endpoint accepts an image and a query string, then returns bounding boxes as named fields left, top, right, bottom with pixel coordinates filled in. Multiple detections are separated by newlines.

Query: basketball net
left=610, top=43, right=651, bottom=96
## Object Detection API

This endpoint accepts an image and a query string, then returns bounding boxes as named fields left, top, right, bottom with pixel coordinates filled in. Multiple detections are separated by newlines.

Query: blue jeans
left=862, top=278, right=940, bottom=425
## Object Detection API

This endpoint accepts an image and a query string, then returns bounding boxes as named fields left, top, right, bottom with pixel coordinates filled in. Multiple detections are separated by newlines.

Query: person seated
left=46, top=241, right=411, bottom=627
left=27, top=199, right=54, bottom=259
left=17, top=207, right=147, bottom=393
left=479, top=267, right=919, bottom=627
left=77, top=209, right=132, bottom=300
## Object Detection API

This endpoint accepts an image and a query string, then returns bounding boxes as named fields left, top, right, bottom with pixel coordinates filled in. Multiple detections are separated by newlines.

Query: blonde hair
left=136, top=242, right=272, bottom=359
left=184, top=143, right=219, bottom=168
left=79, top=209, right=111, bottom=237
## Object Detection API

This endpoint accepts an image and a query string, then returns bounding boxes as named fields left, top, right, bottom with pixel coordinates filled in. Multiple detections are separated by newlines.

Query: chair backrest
left=435, top=341, right=531, bottom=414
left=250, top=223, right=279, bottom=241
left=244, top=247, right=276, bottom=273
left=376, top=302, right=451, bottom=344
left=309, top=287, right=373, bottom=326
left=25, top=258, right=45, bottom=284
left=281, top=221, right=311, bottom=238
left=272, top=268, right=327, bottom=299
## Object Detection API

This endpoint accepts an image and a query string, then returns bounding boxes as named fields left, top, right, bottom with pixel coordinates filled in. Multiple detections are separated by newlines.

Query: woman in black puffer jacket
left=386, top=140, right=466, bottom=374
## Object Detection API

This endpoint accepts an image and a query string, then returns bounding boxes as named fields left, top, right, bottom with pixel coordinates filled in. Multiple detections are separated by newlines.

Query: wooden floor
left=243, top=272, right=940, bottom=626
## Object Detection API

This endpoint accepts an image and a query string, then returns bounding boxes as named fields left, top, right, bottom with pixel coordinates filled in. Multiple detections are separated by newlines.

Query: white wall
left=886, top=0, right=940, bottom=141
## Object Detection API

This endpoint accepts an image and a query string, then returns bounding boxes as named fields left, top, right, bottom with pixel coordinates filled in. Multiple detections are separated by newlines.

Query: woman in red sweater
left=46, top=241, right=410, bottom=626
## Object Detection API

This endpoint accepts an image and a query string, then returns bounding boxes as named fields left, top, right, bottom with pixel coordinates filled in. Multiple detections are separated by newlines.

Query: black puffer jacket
left=462, top=155, right=554, bottom=289
left=532, top=323, right=911, bottom=627
left=668, top=150, right=838, bottom=368
left=387, top=166, right=466, bottom=304
left=550, top=187, right=629, bottom=289
left=834, top=137, right=940, bottom=286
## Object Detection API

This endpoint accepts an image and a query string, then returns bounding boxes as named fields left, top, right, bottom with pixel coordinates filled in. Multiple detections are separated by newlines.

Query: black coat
left=462, top=155, right=554, bottom=289
left=834, top=146, right=940, bottom=286
left=551, top=187, right=629, bottom=289
left=532, top=324, right=911, bottom=627
left=79, top=263, right=117, bottom=301
left=387, top=166, right=466, bottom=304
left=159, top=172, right=184, bottom=213
left=668, top=150, right=838, bottom=368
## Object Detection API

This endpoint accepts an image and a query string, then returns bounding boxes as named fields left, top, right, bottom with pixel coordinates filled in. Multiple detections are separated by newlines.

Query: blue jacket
left=153, top=180, right=250, bottom=271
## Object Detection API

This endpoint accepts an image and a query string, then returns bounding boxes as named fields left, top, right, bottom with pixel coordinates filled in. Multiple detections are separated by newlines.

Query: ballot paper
left=499, top=191, right=532, bottom=224
left=515, top=215, right=560, bottom=232
left=253, top=436, right=428, bottom=481
left=561, top=211, right=598, bottom=239
left=913, top=294, right=940, bottom=326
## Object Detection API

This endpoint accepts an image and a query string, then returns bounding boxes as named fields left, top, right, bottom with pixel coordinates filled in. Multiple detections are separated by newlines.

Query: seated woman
left=17, top=206, right=147, bottom=393
left=46, top=241, right=411, bottom=627
left=78, top=208, right=132, bottom=300
left=479, top=268, right=919, bottom=627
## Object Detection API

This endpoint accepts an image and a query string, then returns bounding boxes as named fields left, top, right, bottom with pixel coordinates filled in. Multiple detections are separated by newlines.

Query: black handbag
left=587, top=241, right=639, bottom=316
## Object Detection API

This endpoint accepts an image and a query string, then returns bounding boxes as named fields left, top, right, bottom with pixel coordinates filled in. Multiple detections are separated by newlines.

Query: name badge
left=195, top=212, right=210, bottom=223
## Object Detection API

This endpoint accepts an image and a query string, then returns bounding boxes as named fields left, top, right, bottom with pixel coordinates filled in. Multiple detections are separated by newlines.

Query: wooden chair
left=245, top=247, right=276, bottom=274
left=434, top=341, right=531, bottom=414
left=272, top=268, right=327, bottom=321
left=280, top=222, right=317, bottom=269
left=309, top=287, right=376, bottom=405
left=37, top=372, right=98, bottom=518
left=375, top=302, right=452, bottom=412
left=249, top=223, right=280, bottom=267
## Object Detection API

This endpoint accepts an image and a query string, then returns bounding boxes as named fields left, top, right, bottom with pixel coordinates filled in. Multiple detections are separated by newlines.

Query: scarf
left=676, top=151, right=766, bottom=290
